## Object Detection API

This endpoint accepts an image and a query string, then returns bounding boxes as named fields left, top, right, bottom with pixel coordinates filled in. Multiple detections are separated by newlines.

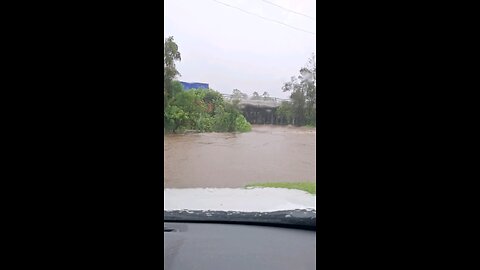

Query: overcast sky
left=165, top=0, right=316, bottom=99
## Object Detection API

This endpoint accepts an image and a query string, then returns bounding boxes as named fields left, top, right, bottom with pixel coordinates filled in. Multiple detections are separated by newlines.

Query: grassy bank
left=245, top=182, right=316, bottom=195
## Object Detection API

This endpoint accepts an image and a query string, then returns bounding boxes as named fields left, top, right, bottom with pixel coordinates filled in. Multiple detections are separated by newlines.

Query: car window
left=164, top=0, right=316, bottom=214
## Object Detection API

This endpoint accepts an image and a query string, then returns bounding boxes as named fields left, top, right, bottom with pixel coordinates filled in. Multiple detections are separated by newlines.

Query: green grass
left=245, top=182, right=316, bottom=195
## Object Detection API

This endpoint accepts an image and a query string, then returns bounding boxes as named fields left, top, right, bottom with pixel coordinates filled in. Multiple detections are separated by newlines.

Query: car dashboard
left=164, top=222, right=316, bottom=270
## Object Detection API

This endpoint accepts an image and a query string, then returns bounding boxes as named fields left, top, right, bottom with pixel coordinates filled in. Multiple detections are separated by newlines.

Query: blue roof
left=179, top=81, right=209, bottom=90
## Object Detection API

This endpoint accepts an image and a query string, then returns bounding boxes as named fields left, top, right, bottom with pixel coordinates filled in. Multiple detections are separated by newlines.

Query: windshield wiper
left=164, top=209, right=316, bottom=230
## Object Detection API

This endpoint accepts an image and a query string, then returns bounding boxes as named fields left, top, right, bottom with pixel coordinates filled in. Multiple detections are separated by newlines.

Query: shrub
left=234, top=115, right=252, bottom=132
left=164, top=88, right=251, bottom=133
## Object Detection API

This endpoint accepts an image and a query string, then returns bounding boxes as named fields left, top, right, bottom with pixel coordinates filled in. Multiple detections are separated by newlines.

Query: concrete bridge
left=222, top=94, right=289, bottom=108
left=222, top=94, right=291, bottom=125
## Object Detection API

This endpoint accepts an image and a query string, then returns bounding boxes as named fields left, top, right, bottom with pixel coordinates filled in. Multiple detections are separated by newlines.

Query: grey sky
left=165, top=0, right=316, bottom=99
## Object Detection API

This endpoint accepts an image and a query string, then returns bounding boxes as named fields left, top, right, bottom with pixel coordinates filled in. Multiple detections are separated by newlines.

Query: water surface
left=164, top=125, right=316, bottom=188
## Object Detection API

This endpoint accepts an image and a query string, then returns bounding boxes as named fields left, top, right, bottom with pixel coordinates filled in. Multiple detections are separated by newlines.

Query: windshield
left=164, top=0, right=316, bottom=221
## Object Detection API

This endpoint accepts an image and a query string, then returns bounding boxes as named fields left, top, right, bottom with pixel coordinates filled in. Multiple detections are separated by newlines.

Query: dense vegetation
left=164, top=85, right=251, bottom=133
left=164, top=37, right=251, bottom=134
left=276, top=54, right=316, bottom=127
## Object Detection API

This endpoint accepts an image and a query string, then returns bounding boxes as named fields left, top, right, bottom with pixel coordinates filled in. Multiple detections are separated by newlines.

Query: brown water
left=164, top=125, right=316, bottom=188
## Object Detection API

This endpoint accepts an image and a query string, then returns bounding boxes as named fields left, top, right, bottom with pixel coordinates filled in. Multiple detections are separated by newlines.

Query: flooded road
left=164, top=125, right=316, bottom=188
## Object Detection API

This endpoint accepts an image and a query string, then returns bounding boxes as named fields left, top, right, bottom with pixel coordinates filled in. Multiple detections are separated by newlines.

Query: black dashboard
left=164, top=222, right=316, bottom=270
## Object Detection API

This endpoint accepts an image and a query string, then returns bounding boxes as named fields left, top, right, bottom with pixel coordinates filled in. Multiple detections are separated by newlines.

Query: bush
left=234, top=115, right=252, bottom=132
left=164, top=88, right=252, bottom=134
left=164, top=105, right=189, bottom=133
left=213, top=112, right=233, bottom=132
left=196, top=114, right=214, bottom=132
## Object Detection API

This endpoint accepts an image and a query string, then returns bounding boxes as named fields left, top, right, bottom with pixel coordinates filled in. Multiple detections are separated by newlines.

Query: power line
left=211, top=0, right=315, bottom=36
left=260, top=0, right=315, bottom=20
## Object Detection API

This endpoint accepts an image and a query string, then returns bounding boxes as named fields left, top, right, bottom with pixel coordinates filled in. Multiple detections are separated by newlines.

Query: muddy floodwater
left=164, top=125, right=316, bottom=188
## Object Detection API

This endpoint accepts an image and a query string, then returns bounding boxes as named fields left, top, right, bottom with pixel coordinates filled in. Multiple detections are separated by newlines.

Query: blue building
left=179, top=81, right=209, bottom=90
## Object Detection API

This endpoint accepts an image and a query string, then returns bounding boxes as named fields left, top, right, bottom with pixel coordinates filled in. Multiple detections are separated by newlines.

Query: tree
left=164, top=36, right=182, bottom=108
left=231, top=89, right=248, bottom=112
left=302, top=53, right=316, bottom=125
left=171, top=80, right=183, bottom=98
left=276, top=101, right=293, bottom=125
left=251, top=91, right=260, bottom=100
left=164, top=105, right=189, bottom=133
left=232, top=89, right=243, bottom=99
left=203, top=89, right=224, bottom=115
left=231, top=89, right=248, bottom=99
left=262, top=91, right=270, bottom=100
left=282, top=53, right=316, bottom=126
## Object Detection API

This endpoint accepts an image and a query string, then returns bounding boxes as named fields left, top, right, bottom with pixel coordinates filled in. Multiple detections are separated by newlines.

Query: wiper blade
left=164, top=209, right=316, bottom=230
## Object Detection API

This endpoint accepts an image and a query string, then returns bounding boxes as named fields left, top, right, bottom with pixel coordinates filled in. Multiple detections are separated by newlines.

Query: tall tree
left=298, top=55, right=316, bottom=125
left=251, top=91, right=260, bottom=100
left=282, top=53, right=316, bottom=126
left=164, top=36, right=181, bottom=108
